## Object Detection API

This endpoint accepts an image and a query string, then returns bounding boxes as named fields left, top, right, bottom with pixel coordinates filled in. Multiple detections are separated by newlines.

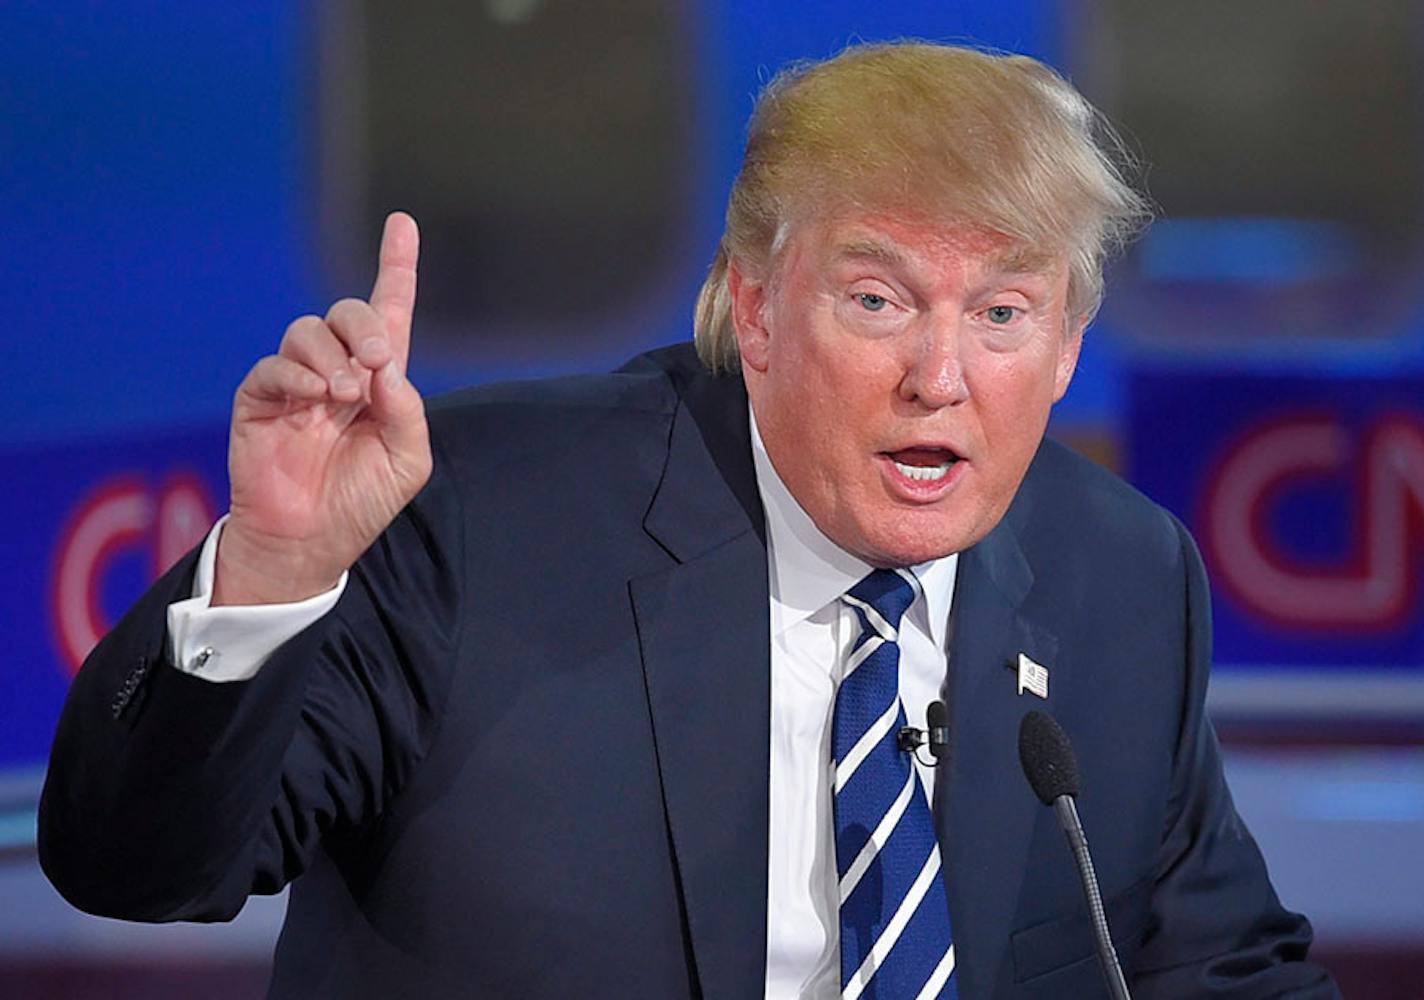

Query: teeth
left=893, top=460, right=954, bottom=482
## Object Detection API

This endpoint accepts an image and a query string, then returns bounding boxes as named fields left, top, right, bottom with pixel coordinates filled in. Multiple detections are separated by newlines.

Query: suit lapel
left=630, top=374, right=770, bottom=1000
left=936, top=510, right=1059, bottom=999
left=628, top=351, right=1065, bottom=997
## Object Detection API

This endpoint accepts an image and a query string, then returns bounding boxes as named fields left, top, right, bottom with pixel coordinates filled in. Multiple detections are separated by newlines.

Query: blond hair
left=694, top=42, right=1150, bottom=372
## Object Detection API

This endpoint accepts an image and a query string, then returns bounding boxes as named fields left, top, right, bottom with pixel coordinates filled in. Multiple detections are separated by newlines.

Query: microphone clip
left=897, top=704, right=950, bottom=767
left=897, top=725, right=929, bottom=755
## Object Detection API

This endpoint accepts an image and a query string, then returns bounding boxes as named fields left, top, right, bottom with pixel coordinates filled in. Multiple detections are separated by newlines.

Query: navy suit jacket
left=40, top=344, right=1337, bottom=998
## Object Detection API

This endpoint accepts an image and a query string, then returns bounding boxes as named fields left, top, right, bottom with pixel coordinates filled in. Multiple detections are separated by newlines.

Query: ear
left=728, top=259, right=771, bottom=373
left=1051, top=317, right=1086, bottom=403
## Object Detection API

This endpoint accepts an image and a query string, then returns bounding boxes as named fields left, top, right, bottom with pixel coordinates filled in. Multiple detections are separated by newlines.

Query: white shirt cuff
left=165, top=514, right=347, bottom=682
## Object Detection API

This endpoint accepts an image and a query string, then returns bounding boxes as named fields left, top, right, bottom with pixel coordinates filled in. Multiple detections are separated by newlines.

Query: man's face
left=732, top=212, right=1083, bottom=567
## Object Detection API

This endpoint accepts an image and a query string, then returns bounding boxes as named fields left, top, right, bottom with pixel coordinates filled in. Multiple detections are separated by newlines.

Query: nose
left=897, top=319, right=969, bottom=409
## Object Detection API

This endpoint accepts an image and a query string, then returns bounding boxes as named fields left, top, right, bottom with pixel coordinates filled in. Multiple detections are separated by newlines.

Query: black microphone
left=1018, top=710, right=1131, bottom=1000
left=926, top=699, right=949, bottom=762
left=896, top=700, right=950, bottom=765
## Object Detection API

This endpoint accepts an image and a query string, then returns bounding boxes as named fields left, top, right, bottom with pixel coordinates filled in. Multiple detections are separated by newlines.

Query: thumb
left=370, top=358, right=424, bottom=435
left=370, top=360, right=429, bottom=467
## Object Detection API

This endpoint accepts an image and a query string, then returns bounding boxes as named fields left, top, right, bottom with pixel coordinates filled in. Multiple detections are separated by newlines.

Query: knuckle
left=324, top=297, right=371, bottom=328
left=280, top=315, right=327, bottom=351
left=282, top=314, right=324, bottom=339
left=247, top=353, right=281, bottom=381
left=235, top=355, right=276, bottom=402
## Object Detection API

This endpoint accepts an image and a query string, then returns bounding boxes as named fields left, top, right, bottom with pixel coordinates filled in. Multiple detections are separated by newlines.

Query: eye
left=985, top=305, right=1019, bottom=325
left=855, top=293, right=888, bottom=312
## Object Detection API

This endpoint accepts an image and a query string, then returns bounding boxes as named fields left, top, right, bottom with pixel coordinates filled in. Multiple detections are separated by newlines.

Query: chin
left=849, top=519, right=975, bottom=569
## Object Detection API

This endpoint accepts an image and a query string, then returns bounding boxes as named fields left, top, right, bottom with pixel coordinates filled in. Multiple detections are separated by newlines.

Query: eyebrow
left=830, top=239, right=909, bottom=267
left=829, top=235, right=1059, bottom=278
left=989, top=244, right=1058, bottom=276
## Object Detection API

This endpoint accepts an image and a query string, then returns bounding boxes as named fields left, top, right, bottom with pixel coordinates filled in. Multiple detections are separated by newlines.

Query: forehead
left=792, top=211, right=1064, bottom=279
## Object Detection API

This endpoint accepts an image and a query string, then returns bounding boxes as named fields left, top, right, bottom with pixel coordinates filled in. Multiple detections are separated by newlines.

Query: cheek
left=771, top=334, right=850, bottom=408
left=970, top=356, right=1060, bottom=439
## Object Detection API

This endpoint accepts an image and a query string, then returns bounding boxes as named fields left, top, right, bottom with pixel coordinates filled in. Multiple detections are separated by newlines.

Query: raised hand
left=214, top=212, right=431, bottom=605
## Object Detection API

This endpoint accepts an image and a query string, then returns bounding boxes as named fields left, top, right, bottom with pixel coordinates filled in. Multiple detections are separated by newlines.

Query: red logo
left=51, top=472, right=218, bottom=675
left=1202, top=414, right=1424, bottom=631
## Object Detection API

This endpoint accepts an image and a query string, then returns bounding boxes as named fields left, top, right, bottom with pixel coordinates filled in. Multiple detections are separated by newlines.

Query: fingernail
left=382, top=363, right=402, bottom=389
left=360, top=337, right=387, bottom=361
left=330, top=371, right=356, bottom=393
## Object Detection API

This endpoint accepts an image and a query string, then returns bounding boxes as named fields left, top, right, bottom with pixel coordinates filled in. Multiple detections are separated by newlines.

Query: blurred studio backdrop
left=3, top=2, right=1423, bottom=997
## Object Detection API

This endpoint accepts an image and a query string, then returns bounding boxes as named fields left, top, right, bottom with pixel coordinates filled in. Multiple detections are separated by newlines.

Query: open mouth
left=885, top=447, right=961, bottom=483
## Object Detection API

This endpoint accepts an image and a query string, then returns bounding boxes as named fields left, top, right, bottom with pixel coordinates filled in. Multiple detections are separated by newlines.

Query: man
left=40, top=43, right=1338, bottom=998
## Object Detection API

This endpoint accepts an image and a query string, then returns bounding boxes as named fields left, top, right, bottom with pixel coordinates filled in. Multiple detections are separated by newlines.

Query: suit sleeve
left=37, top=433, right=466, bottom=923
left=1130, top=517, right=1340, bottom=998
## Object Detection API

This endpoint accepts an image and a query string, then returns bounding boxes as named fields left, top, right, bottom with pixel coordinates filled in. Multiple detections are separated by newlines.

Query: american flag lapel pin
left=1016, top=653, right=1049, bottom=700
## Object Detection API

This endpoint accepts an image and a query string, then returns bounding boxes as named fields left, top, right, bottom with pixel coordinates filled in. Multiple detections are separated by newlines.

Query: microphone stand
left=1054, top=795, right=1131, bottom=1000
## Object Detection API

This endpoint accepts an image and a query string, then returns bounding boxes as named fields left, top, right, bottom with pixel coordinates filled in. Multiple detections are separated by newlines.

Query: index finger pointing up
left=370, top=211, right=420, bottom=370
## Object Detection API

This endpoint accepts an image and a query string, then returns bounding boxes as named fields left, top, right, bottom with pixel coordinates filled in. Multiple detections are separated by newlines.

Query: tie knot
left=844, top=569, right=917, bottom=633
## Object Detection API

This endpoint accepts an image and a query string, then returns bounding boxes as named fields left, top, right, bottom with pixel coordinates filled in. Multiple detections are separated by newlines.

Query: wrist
left=211, top=521, right=346, bottom=606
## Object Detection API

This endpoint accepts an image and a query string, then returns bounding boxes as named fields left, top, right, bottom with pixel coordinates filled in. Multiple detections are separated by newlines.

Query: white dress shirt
left=165, top=411, right=958, bottom=1000
left=751, top=413, right=958, bottom=999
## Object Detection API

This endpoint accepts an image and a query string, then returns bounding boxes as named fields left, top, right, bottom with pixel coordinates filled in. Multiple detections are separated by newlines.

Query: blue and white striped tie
left=833, top=569, right=957, bottom=1000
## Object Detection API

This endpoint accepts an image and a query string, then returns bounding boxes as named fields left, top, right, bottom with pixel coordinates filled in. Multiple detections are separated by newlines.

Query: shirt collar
left=750, top=406, right=958, bottom=645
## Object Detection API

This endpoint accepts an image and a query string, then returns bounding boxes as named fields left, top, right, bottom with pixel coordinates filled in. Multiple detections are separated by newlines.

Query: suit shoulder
left=427, top=366, right=677, bottom=432
left=421, top=361, right=680, bottom=474
left=1016, top=438, right=1189, bottom=572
